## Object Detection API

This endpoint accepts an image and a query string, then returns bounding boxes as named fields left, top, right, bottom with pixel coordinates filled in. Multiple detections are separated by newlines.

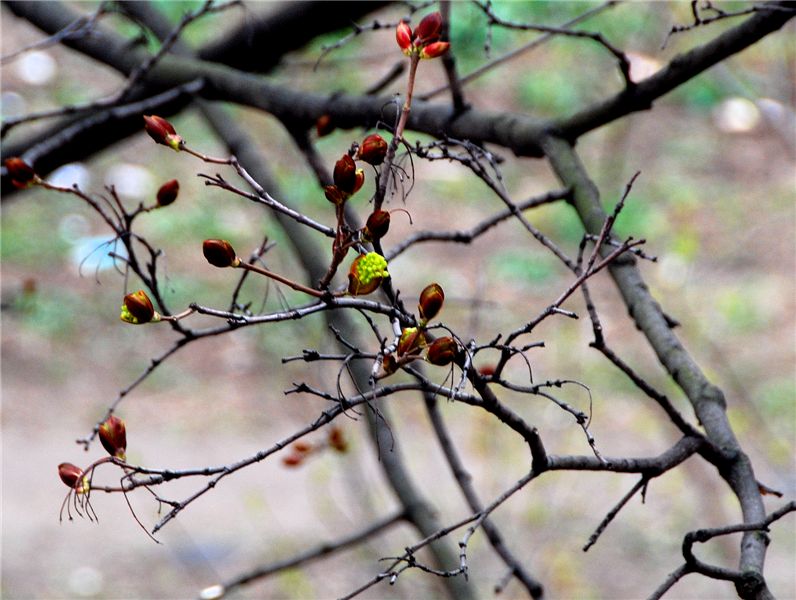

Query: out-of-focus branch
left=555, top=1, right=795, bottom=141
left=198, top=1, right=392, bottom=72
left=204, top=510, right=406, bottom=598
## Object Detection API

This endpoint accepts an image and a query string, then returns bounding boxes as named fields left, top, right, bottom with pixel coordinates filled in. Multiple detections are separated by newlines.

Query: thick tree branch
left=4, top=0, right=792, bottom=194
left=540, top=134, right=773, bottom=599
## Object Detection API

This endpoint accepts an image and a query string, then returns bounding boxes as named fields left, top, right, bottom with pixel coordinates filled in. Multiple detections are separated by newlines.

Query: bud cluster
left=396, top=12, right=450, bottom=59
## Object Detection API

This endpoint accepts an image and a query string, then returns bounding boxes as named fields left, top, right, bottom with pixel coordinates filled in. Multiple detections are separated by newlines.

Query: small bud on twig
left=363, top=210, right=391, bottom=241
left=4, top=157, right=38, bottom=188
left=358, top=134, right=388, bottom=165
left=156, top=179, right=179, bottom=207
left=426, top=336, right=459, bottom=366
left=58, top=463, right=89, bottom=494
left=120, top=290, right=161, bottom=324
left=99, top=415, right=127, bottom=460
left=143, top=115, right=183, bottom=151
left=203, top=239, right=241, bottom=268
left=418, top=283, right=445, bottom=323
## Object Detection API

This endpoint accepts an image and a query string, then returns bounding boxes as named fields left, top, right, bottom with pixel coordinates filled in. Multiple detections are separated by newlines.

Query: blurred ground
left=2, top=2, right=795, bottom=600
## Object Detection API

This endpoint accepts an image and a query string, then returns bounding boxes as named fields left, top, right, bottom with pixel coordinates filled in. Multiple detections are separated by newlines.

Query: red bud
left=282, top=453, right=304, bottom=467
left=203, top=239, right=240, bottom=268
left=4, top=157, right=37, bottom=187
left=426, top=336, right=458, bottom=366
left=396, top=21, right=412, bottom=53
left=415, top=12, right=442, bottom=44
left=99, top=415, right=127, bottom=460
left=121, top=290, right=158, bottom=324
left=333, top=155, right=358, bottom=194
left=293, top=441, right=313, bottom=453
left=358, top=134, right=388, bottom=165
left=156, top=179, right=179, bottom=207
left=315, top=114, right=335, bottom=137
left=364, top=210, right=391, bottom=241
left=328, top=426, right=348, bottom=452
left=143, top=115, right=183, bottom=150
left=418, top=283, right=444, bottom=322
left=420, top=41, right=450, bottom=59
left=58, top=463, right=84, bottom=489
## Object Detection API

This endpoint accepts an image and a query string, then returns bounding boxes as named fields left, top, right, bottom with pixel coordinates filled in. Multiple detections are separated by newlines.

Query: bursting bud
left=348, top=252, right=389, bottom=296
left=397, top=327, right=425, bottom=357
left=143, top=115, right=183, bottom=151
left=156, top=179, right=179, bottom=207
left=99, top=415, right=127, bottom=460
left=382, top=353, right=398, bottom=375
left=363, top=210, right=390, bottom=241
left=58, top=463, right=89, bottom=494
left=358, top=134, right=388, bottom=165
left=426, top=336, right=458, bottom=366
left=120, top=290, right=161, bottom=324
left=4, top=157, right=38, bottom=188
left=203, top=239, right=240, bottom=268
left=418, top=283, right=444, bottom=323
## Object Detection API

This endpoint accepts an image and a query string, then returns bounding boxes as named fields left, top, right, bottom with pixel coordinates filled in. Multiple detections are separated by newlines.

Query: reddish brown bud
left=293, top=441, right=313, bottom=454
left=418, top=283, right=444, bottom=323
left=203, top=239, right=240, bottom=268
left=382, top=353, right=398, bottom=375
left=4, top=157, right=37, bottom=188
left=143, top=115, right=183, bottom=150
left=315, top=114, right=335, bottom=137
left=282, top=453, right=304, bottom=467
left=352, top=169, right=365, bottom=195
left=363, top=210, right=391, bottom=241
left=333, top=155, right=358, bottom=194
left=426, top=336, right=458, bottom=366
left=99, top=415, right=127, bottom=460
left=358, top=134, right=388, bottom=165
left=324, top=185, right=345, bottom=205
left=420, top=41, right=450, bottom=59
left=156, top=179, right=179, bottom=207
left=478, top=364, right=496, bottom=377
left=397, top=327, right=425, bottom=357
left=396, top=21, right=412, bottom=53
left=58, top=463, right=84, bottom=489
left=415, top=11, right=442, bottom=44
left=121, top=290, right=159, bottom=324
left=328, top=426, right=348, bottom=453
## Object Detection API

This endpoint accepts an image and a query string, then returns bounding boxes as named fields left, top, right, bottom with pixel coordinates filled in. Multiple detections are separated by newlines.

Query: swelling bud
left=203, top=239, right=240, bottom=268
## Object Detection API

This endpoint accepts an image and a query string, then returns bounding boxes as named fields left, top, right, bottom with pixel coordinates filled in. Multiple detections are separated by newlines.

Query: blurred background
left=2, top=1, right=794, bottom=598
